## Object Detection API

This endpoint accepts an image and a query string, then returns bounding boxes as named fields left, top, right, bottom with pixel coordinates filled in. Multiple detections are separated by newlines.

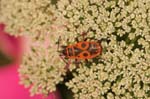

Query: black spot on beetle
left=81, top=43, right=86, bottom=48
left=83, top=53, right=88, bottom=57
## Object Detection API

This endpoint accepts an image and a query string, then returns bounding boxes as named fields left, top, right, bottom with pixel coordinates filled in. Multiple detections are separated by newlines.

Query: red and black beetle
left=57, top=32, right=102, bottom=66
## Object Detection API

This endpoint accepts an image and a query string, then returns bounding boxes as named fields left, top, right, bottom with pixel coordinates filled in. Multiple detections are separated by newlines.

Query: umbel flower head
left=0, top=0, right=150, bottom=98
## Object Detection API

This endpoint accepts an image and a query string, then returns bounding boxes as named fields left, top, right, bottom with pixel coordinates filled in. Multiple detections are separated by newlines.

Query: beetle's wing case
left=73, top=46, right=83, bottom=57
left=87, top=42, right=98, bottom=54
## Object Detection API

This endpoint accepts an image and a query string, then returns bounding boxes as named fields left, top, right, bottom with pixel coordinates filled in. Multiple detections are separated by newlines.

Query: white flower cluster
left=56, top=0, right=150, bottom=98
left=19, top=27, right=69, bottom=95
left=0, top=0, right=70, bottom=96
left=0, top=0, right=150, bottom=98
left=0, top=0, right=55, bottom=36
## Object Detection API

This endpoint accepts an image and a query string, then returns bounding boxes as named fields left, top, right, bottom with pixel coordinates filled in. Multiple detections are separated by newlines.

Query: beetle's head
left=61, top=46, right=67, bottom=55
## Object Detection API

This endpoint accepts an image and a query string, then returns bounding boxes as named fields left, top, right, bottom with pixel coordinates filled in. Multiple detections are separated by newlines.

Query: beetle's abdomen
left=65, top=41, right=102, bottom=59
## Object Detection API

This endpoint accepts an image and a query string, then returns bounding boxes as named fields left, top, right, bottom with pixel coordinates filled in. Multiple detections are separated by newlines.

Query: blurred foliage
left=0, top=51, right=13, bottom=66
left=57, top=84, right=74, bottom=99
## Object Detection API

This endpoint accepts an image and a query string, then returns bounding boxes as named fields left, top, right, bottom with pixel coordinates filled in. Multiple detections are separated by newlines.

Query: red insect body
left=62, top=41, right=102, bottom=60
left=57, top=32, right=103, bottom=67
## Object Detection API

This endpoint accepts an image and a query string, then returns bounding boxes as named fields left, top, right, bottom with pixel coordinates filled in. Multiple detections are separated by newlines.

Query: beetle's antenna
left=75, top=37, right=79, bottom=42
left=57, top=36, right=61, bottom=52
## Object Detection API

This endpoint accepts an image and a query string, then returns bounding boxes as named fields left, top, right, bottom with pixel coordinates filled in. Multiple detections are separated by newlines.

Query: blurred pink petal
left=0, top=24, right=61, bottom=99
left=0, top=64, right=61, bottom=99
left=0, top=23, right=23, bottom=64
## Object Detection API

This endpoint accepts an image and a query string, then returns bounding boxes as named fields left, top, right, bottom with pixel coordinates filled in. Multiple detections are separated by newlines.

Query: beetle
left=57, top=32, right=102, bottom=66
left=62, top=41, right=102, bottom=59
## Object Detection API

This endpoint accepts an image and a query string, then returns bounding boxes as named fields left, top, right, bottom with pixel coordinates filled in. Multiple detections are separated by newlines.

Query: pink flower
left=0, top=24, right=23, bottom=65
left=0, top=23, right=61, bottom=99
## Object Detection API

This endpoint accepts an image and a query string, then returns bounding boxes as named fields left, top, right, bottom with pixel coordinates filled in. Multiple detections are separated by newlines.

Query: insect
left=57, top=32, right=102, bottom=66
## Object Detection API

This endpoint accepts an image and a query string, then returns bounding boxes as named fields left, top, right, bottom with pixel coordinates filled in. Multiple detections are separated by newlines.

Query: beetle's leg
left=84, top=37, right=88, bottom=41
left=75, top=37, right=79, bottom=43
left=59, top=54, right=68, bottom=64
left=81, top=32, right=87, bottom=41
left=85, top=59, right=89, bottom=63
left=97, top=40, right=102, bottom=46
left=66, top=59, right=71, bottom=69
left=59, top=54, right=71, bottom=69
left=74, top=59, right=81, bottom=66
